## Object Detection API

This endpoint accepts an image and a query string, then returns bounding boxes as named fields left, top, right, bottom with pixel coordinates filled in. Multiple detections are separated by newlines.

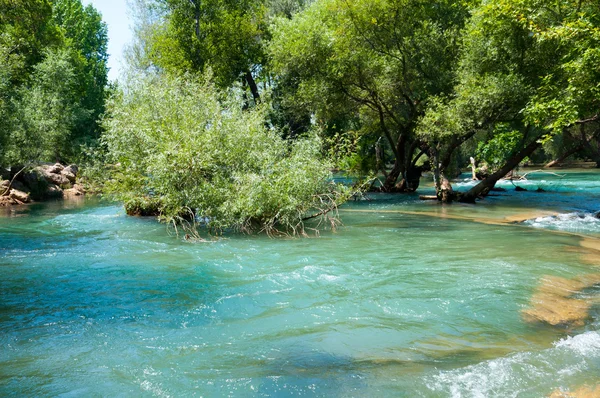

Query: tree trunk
left=459, top=137, right=543, bottom=203
left=544, top=144, right=583, bottom=168
left=382, top=161, right=402, bottom=192
left=245, top=71, right=260, bottom=103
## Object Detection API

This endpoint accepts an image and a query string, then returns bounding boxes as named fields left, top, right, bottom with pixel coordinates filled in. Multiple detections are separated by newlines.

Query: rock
left=549, top=385, right=600, bottom=398
left=10, top=180, right=28, bottom=193
left=72, top=183, right=85, bottom=193
left=9, top=189, right=30, bottom=203
left=63, top=164, right=78, bottom=175
left=22, top=170, right=49, bottom=200
left=48, top=163, right=64, bottom=174
left=1, top=180, right=27, bottom=194
left=46, top=184, right=64, bottom=199
left=515, top=186, right=527, bottom=191
left=61, top=169, right=76, bottom=183
left=37, top=166, right=71, bottom=187
left=0, top=196, right=16, bottom=206
left=64, top=188, right=83, bottom=198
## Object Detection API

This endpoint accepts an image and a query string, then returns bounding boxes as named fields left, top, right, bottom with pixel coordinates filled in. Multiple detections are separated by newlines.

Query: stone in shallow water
left=549, top=385, right=600, bottom=398
left=522, top=274, right=600, bottom=327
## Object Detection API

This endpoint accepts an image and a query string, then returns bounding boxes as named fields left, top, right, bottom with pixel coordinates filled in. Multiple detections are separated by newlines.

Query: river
left=1, top=169, right=599, bottom=397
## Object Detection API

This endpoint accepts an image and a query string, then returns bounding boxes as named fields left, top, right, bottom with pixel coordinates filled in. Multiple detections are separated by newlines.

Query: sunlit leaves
left=102, top=73, right=347, bottom=235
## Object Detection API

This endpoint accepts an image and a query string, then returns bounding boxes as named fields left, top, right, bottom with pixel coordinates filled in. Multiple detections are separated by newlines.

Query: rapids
left=1, top=169, right=599, bottom=397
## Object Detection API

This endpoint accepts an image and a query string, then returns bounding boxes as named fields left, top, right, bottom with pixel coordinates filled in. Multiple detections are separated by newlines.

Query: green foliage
left=475, top=124, right=522, bottom=169
left=52, top=0, right=109, bottom=140
left=101, top=73, right=348, bottom=235
left=269, top=0, right=472, bottom=188
left=6, top=48, right=86, bottom=164
left=0, top=0, right=108, bottom=168
left=418, top=0, right=600, bottom=177
left=128, top=0, right=267, bottom=92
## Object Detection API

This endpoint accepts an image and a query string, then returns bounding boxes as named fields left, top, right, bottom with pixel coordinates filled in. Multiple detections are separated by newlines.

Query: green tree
left=52, top=0, right=109, bottom=141
left=7, top=48, right=85, bottom=165
left=269, top=0, right=472, bottom=192
left=101, top=72, right=348, bottom=236
left=418, top=0, right=600, bottom=202
left=128, top=0, right=267, bottom=103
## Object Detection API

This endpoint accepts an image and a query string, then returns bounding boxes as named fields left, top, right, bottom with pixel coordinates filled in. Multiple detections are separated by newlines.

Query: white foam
left=427, top=331, right=600, bottom=397
left=524, top=212, right=600, bottom=233
left=554, top=331, right=600, bottom=356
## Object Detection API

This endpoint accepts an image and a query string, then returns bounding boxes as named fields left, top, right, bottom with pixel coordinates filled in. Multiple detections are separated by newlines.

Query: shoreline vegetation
left=1, top=0, right=599, bottom=235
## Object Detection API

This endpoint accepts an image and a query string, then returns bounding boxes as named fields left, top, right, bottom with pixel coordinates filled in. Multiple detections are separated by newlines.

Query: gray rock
left=48, top=163, right=64, bottom=174
left=37, top=166, right=71, bottom=187
left=46, top=184, right=64, bottom=198
left=61, top=169, right=76, bottom=183
left=9, top=189, right=30, bottom=203
left=63, top=164, right=78, bottom=175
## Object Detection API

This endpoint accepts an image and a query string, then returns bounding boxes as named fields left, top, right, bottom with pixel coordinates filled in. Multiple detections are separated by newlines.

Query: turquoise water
left=1, top=170, right=600, bottom=397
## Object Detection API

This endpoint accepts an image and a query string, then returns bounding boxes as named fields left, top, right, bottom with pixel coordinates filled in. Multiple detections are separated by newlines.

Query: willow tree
left=102, top=73, right=348, bottom=236
left=269, top=0, right=472, bottom=192
left=418, top=0, right=600, bottom=202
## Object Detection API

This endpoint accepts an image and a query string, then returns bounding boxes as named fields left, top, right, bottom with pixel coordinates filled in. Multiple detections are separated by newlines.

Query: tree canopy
left=0, top=0, right=108, bottom=167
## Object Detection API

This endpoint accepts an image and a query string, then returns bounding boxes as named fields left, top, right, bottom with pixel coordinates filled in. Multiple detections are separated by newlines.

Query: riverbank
left=0, top=163, right=86, bottom=207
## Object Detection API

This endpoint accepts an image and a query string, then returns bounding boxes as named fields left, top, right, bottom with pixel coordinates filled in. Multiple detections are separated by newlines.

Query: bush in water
left=101, top=72, right=350, bottom=236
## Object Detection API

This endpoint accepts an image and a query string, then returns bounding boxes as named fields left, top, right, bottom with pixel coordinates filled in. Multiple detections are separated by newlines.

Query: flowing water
left=1, top=169, right=600, bottom=397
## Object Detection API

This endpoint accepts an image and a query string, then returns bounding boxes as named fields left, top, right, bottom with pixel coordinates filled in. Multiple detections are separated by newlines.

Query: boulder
left=22, top=170, right=49, bottom=200
left=37, top=166, right=71, bottom=187
left=46, top=184, right=64, bottom=198
left=63, top=164, right=78, bottom=175
left=9, top=189, right=30, bottom=203
left=48, top=163, right=64, bottom=174
left=10, top=180, right=28, bottom=193
left=64, top=188, right=84, bottom=198
left=61, top=169, right=76, bottom=183
left=1, top=180, right=28, bottom=194
left=0, top=196, right=16, bottom=206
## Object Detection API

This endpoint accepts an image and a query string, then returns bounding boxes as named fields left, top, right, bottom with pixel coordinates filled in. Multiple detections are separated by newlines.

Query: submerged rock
left=522, top=274, right=600, bottom=327
left=549, top=385, right=600, bottom=398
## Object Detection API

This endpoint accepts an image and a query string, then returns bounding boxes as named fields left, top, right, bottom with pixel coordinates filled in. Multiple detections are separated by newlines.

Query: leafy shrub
left=101, top=73, right=349, bottom=236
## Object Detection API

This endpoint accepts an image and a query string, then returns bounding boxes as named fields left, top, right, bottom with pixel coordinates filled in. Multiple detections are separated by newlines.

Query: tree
left=52, top=0, right=109, bottom=141
left=418, top=0, right=600, bottom=202
left=0, top=0, right=109, bottom=168
left=7, top=48, right=85, bottom=165
left=127, top=0, right=267, bottom=103
left=269, top=0, right=472, bottom=192
left=101, top=72, right=348, bottom=235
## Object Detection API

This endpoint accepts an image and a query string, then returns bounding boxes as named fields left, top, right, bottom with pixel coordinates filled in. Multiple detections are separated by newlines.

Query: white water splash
left=524, top=212, right=600, bottom=233
left=427, top=331, right=600, bottom=398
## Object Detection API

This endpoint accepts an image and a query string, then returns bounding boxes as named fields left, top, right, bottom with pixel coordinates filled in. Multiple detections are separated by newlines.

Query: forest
left=1, top=0, right=599, bottom=233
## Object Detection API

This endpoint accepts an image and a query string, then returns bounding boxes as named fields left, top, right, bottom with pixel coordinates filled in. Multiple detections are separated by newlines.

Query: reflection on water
left=1, top=170, right=599, bottom=396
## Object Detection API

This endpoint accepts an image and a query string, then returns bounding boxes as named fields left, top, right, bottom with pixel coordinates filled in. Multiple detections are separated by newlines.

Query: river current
left=1, top=169, right=599, bottom=397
